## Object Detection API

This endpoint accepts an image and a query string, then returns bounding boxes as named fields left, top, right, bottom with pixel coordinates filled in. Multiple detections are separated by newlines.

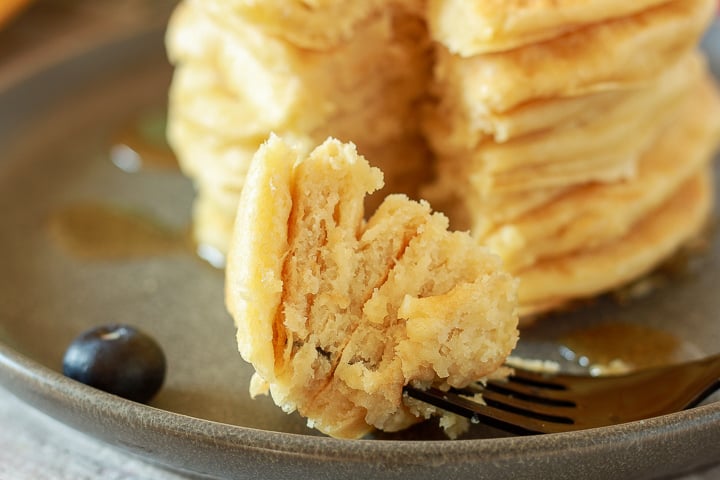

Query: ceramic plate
left=1, top=23, right=720, bottom=480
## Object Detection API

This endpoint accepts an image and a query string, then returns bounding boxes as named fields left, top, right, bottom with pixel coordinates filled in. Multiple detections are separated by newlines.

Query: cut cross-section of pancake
left=225, top=135, right=519, bottom=438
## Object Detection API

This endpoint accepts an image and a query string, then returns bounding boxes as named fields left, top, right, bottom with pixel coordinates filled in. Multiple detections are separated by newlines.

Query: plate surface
left=0, top=24, right=720, bottom=480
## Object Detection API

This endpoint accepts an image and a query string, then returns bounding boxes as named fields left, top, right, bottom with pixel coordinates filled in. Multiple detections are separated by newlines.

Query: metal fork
left=403, top=353, right=720, bottom=435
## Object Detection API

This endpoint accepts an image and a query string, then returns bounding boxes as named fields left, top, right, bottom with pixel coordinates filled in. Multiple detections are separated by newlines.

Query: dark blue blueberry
left=62, top=324, right=166, bottom=403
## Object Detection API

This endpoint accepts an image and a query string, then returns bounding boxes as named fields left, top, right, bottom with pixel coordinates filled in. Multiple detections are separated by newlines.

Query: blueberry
left=62, top=324, right=166, bottom=403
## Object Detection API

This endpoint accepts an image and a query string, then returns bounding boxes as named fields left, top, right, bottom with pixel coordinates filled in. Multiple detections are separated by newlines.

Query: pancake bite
left=225, top=136, right=519, bottom=438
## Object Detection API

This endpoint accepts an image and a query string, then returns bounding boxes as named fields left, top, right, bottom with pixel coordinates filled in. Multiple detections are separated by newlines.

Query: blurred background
left=0, top=0, right=176, bottom=91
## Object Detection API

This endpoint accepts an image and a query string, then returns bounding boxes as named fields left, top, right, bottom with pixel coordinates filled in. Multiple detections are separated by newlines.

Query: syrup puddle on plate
left=110, top=109, right=226, bottom=268
left=557, top=322, right=698, bottom=376
left=47, top=202, right=191, bottom=259
left=48, top=109, right=189, bottom=260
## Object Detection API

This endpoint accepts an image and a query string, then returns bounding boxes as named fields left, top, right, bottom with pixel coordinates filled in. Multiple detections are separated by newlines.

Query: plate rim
left=2, top=338, right=720, bottom=460
left=3, top=336, right=720, bottom=480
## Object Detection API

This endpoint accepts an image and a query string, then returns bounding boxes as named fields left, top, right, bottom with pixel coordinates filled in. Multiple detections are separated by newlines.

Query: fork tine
left=484, top=376, right=574, bottom=402
left=470, top=401, right=574, bottom=435
left=404, top=387, right=574, bottom=435
left=483, top=379, right=576, bottom=405
left=449, top=383, right=576, bottom=421
left=505, top=369, right=569, bottom=390
left=406, top=354, right=720, bottom=435
left=480, top=389, right=577, bottom=420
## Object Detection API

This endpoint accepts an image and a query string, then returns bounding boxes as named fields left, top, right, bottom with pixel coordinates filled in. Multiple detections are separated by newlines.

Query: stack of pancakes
left=424, top=0, right=720, bottom=314
left=166, top=0, right=433, bottom=255
left=167, top=0, right=720, bottom=315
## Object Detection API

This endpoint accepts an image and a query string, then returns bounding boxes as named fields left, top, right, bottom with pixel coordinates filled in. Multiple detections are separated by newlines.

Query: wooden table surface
left=0, top=2, right=719, bottom=479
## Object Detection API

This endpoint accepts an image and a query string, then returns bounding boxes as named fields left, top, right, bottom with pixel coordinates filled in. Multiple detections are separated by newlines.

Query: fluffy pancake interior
left=226, top=135, right=518, bottom=438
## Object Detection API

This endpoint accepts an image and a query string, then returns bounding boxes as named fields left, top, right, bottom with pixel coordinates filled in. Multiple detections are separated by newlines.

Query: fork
left=403, top=353, right=720, bottom=435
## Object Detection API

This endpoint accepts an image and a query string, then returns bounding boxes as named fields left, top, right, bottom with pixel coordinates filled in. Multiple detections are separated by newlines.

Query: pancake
left=167, top=1, right=431, bottom=142
left=483, top=75, right=720, bottom=272
left=199, top=0, right=385, bottom=50
left=167, top=0, right=434, bottom=257
left=192, top=190, right=237, bottom=257
left=167, top=64, right=276, bottom=142
left=435, top=0, right=714, bottom=114
left=225, top=135, right=518, bottom=438
left=424, top=168, right=570, bottom=233
left=171, top=103, right=434, bottom=254
left=477, top=61, right=694, bottom=175
left=427, top=0, right=674, bottom=55
left=472, top=154, right=637, bottom=196
left=518, top=169, right=714, bottom=315
left=426, top=51, right=701, bottom=152
left=168, top=63, right=428, bottom=157
left=166, top=114, right=259, bottom=181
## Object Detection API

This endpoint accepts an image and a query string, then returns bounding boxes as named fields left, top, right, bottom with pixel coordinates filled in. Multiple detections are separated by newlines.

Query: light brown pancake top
left=437, top=0, right=713, bottom=113
left=428, top=0, right=673, bottom=55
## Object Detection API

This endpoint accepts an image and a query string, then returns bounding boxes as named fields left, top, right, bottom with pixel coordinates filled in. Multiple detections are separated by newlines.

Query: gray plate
left=1, top=24, right=720, bottom=480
